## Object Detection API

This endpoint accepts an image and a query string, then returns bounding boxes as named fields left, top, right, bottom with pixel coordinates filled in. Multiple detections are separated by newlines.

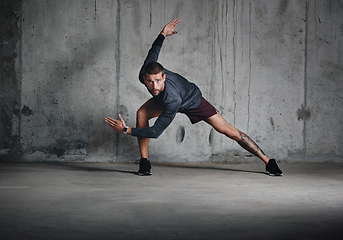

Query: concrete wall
left=1, top=0, right=342, bottom=163
left=0, top=0, right=22, bottom=158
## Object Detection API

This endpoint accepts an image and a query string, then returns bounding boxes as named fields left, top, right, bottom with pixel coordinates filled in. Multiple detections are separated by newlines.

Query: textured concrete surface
left=1, top=0, right=342, bottom=163
left=1, top=161, right=343, bottom=240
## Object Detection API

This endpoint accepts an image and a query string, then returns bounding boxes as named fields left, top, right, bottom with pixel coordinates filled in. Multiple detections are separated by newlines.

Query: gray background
left=1, top=0, right=342, bottom=163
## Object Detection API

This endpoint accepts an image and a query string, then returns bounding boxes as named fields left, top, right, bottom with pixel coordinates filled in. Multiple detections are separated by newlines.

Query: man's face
left=143, top=72, right=166, bottom=96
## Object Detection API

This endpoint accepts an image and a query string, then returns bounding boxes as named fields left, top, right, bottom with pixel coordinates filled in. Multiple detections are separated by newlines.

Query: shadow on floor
left=47, top=162, right=268, bottom=176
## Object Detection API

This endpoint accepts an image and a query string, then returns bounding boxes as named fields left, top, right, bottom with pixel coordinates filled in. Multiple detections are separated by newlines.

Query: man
left=105, top=18, right=282, bottom=176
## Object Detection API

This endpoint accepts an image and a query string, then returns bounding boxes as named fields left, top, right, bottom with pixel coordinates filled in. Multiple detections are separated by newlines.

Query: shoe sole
left=266, top=171, right=283, bottom=176
left=138, top=172, right=152, bottom=176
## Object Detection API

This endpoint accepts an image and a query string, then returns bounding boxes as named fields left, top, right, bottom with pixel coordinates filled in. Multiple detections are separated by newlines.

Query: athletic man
left=105, top=18, right=282, bottom=176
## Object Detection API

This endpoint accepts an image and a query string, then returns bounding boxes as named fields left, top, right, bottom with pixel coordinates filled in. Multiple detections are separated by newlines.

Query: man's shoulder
left=163, top=87, right=181, bottom=105
left=164, top=68, right=178, bottom=77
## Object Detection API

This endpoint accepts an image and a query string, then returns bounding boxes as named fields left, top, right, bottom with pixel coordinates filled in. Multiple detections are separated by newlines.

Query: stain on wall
left=21, top=105, right=33, bottom=116
left=0, top=0, right=22, bottom=159
left=297, top=104, right=311, bottom=121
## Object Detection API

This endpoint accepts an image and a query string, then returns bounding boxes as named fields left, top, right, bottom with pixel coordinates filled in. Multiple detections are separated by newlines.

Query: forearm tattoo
left=237, top=131, right=266, bottom=157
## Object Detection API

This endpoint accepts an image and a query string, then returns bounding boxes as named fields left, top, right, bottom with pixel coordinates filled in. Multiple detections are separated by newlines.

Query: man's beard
left=150, top=89, right=161, bottom=96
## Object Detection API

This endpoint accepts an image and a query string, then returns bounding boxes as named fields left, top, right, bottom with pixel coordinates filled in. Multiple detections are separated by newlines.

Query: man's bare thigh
left=138, top=97, right=164, bottom=119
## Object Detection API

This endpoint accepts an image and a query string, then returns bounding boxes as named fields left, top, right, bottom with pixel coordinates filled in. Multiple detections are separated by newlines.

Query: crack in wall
left=216, top=1, right=228, bottom=113
left=232, top=0, right=237, bottom=127
left=247, top=0, right=252, bottom=132
left=94, top=0, right=97, bottom=21
left=210, top=2, right=217, bottom=156
left=18, top=0, right=23, bottom=151
left=115, top=0, right=121, bottom=159
left=303, top=0, right=309, bottom=155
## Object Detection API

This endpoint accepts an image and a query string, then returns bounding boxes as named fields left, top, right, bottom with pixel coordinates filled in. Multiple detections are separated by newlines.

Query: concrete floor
left=0, top=161, right=343, bottom=240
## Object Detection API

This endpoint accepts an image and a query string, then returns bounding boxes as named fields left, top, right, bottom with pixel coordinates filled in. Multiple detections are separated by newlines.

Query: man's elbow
left=150, top=129, right=164, bottom=139
left=150, top=133, right=161, bottom=139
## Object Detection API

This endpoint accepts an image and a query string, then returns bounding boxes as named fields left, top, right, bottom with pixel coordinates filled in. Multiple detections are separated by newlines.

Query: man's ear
left=163, top=73, right=166, bottom=81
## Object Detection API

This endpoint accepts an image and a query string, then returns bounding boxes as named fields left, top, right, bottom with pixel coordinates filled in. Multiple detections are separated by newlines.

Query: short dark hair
left=143, top=62, right=164, bottom=76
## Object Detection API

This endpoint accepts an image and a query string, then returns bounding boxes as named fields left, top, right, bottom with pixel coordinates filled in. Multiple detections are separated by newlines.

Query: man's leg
left=204, top=112, right=270, bottom=164
left=136, top=98, right=164, bottom=160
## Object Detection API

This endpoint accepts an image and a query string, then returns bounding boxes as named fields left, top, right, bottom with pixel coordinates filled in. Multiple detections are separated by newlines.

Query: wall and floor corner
left=0, top=0, right=342, bottom=163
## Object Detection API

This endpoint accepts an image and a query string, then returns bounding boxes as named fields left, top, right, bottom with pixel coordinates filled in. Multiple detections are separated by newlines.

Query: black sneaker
left=266, top=159, right=283, bottom=176
left=138, top=158, right=152, bottom=176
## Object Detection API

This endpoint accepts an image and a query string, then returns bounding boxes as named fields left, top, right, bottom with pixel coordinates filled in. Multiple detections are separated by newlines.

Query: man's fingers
left=170, top=18, right=179, bottom=26
left=105, top=117, right=115, bottom=124
left=105, top=118, right=119, bottom=132
left=105, top=117, right=118, bottom=127
left=118, top=114, right=126, bottom=126
left=105, top=117, right=125, bottom=134
left=118, top=114, right=124, bottom=122
left=168, top=18, right=176, bottom=25
left=167, top=18, right=179, bottom=28
left=172, top=18, right=179, bottom=27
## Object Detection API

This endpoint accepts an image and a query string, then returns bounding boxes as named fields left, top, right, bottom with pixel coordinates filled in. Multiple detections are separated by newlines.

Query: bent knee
left=136, top=108, right=148, bottom=121
left=136, top=107, right=160, bottom=122
left=136, top=104, right=163, bottom=121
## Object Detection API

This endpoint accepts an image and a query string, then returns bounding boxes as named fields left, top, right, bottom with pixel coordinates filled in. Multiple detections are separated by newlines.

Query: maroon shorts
left=179, top=97, right=217, bottom=124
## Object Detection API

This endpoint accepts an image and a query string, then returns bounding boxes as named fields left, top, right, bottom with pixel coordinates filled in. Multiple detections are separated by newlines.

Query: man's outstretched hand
left=161, top=18, right=179, bottom=37
left=105, top=114, right=127, bottom=134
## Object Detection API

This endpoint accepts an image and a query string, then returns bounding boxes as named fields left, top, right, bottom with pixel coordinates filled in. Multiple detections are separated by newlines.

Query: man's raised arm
left=138, top=18, right=179, bottom=84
